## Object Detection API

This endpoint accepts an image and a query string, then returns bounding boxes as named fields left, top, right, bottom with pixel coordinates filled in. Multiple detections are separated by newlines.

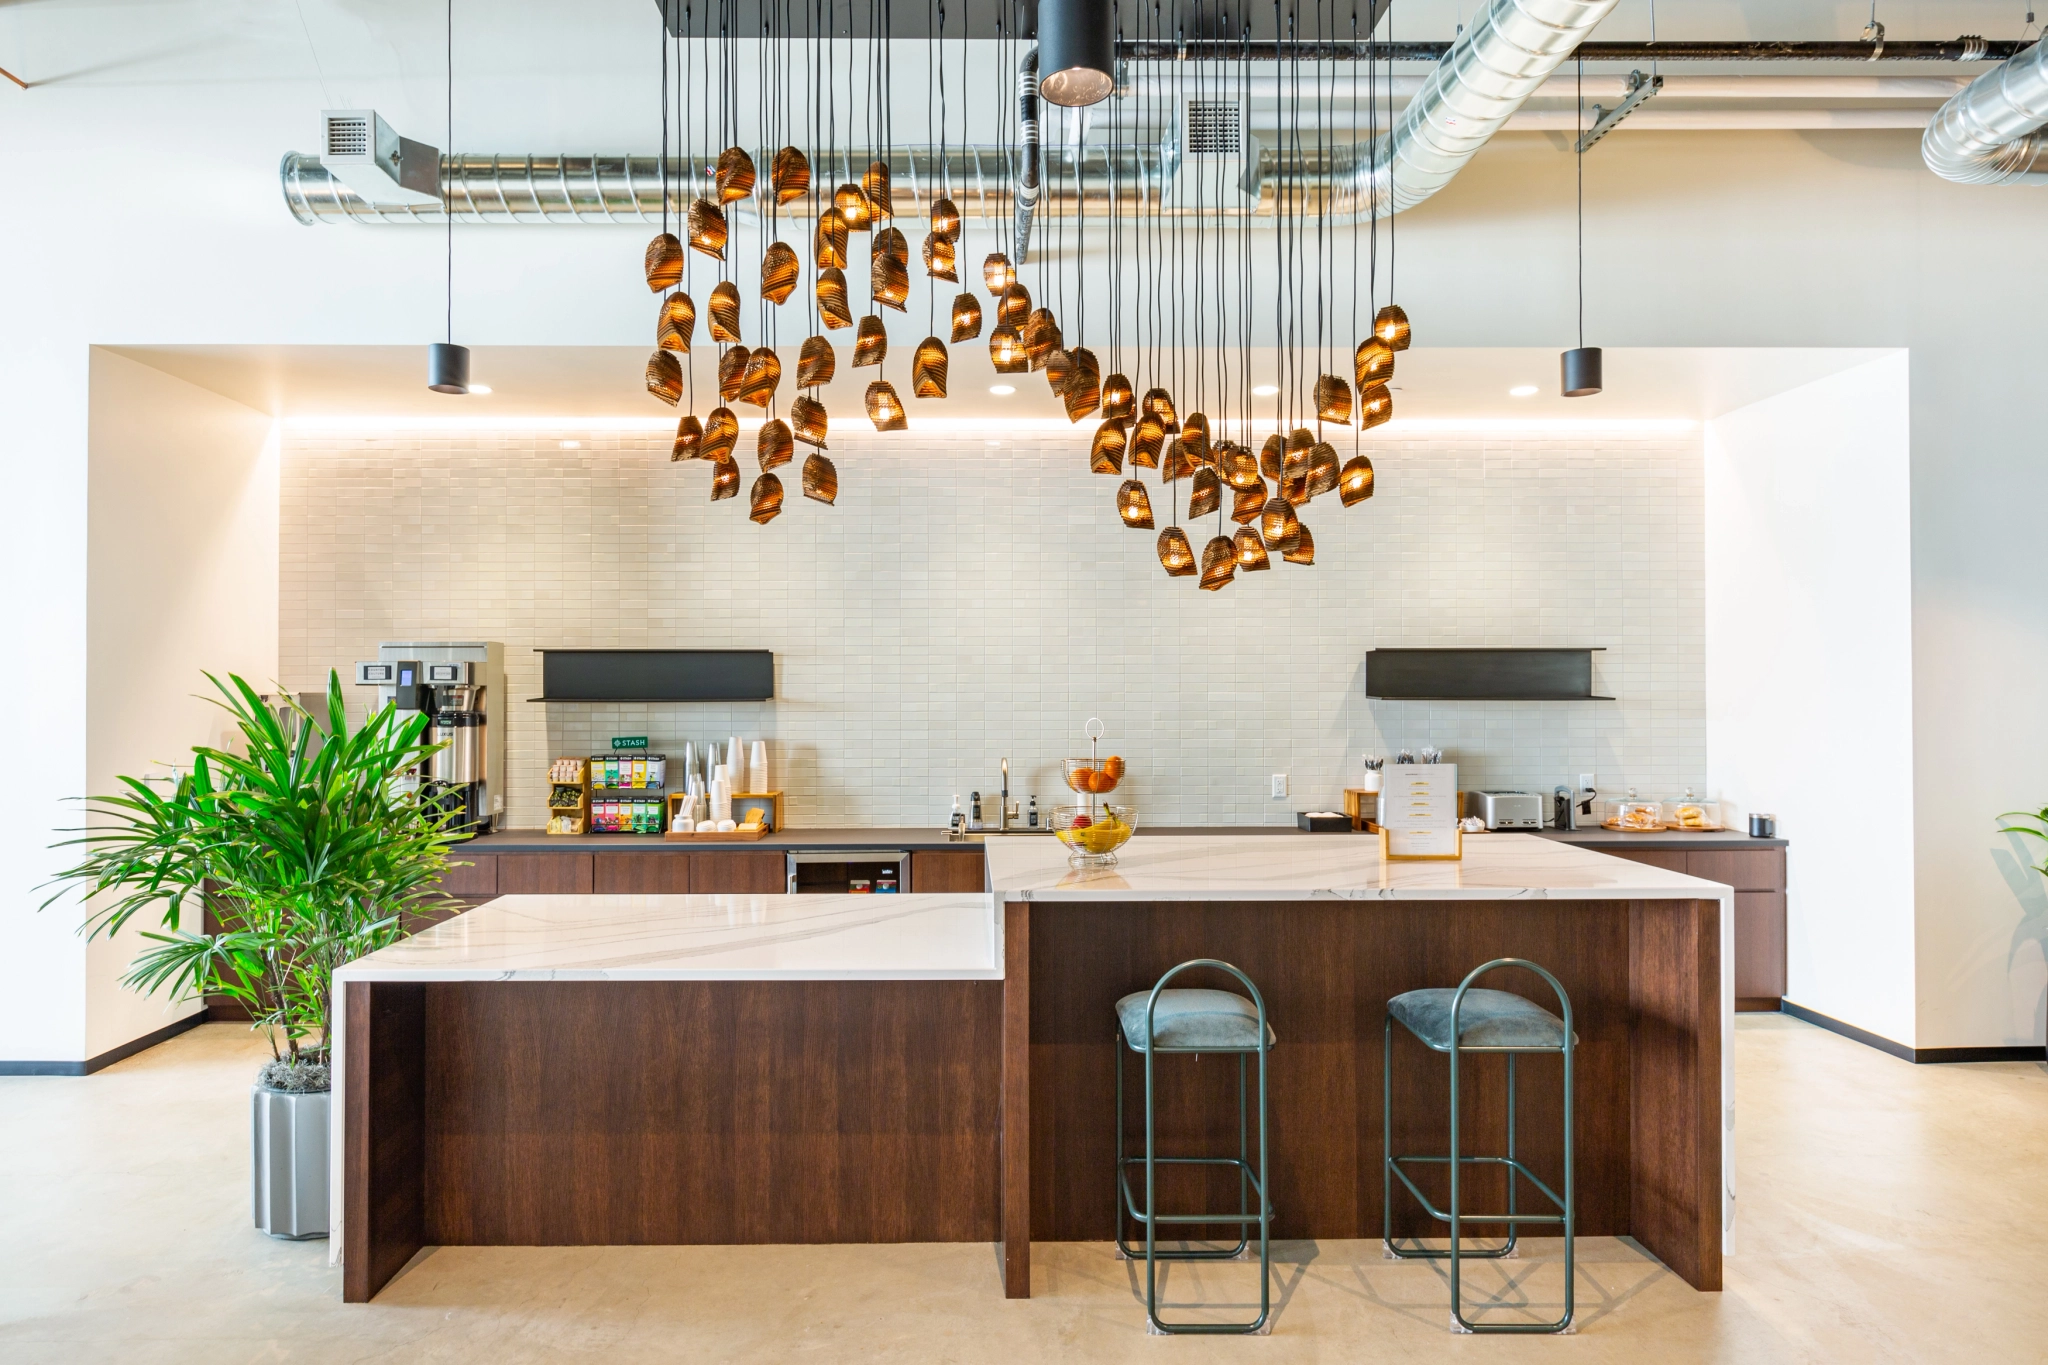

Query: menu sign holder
left=1378, top=761, right=1464, bottom=862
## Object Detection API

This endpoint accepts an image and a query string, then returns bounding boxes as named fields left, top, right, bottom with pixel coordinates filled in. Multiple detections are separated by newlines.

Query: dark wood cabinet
left=1601, top=849, right=1689, bottom=875
left=689, top=850, right=787, bottom=893
left=434, top=853, right=497, bottom=897
left=497, top=852, right=594, bottom=894
left=1591, top=843, right=1788, bottom=1010
left=1688, top=848, right=1784, bottom=893
left=911, top=849, right=987, bottom=892
left=593, top=852, right=694, bottom=894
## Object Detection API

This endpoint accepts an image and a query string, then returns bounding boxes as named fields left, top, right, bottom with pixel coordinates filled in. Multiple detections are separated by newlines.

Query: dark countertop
left=1537, top=828, right=1786, bottom=851
left=466, top=825, right=1785, bottom=854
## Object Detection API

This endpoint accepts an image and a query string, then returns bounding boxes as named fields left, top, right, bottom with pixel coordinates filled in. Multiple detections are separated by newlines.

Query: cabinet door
left=1733, top=890, right=1788, bottom=1003
left=691, top=851, right=787, bottom=893
left=1687, top=848, right=1784, bottom=892
left=497, top=853, right=595, bottom=894
left=435, top=853, right=498, bottom=897
left=1599, top=848, right=1689, bottom=874
left=594, top=853, right=693, bottom=894
left=910, top=849, right=987, bottom=892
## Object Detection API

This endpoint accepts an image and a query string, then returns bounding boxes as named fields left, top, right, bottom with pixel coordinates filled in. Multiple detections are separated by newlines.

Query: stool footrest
left=1119, top=1158, right=1268, bottom=1227
left=1389, top=1154, right=1568, bottom=1223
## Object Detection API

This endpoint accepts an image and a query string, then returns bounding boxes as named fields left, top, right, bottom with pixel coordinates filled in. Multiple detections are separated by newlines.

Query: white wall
left=1706, top=353, right=1915, bottom=1046
left=78, top=351, right=280, bottom=1060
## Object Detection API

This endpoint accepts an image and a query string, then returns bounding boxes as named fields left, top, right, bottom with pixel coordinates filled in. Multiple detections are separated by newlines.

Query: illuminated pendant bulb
left=1198, top=535, right=1237, bottom=591
left=717, top=345, right=749, bottom=402
left=1090, top=418, right=1128, bottom=473
left=1355, top=336, right=1395, bottom=390
left=709, top=453, right=740, bottom=500
left=790, top=395, right=830, bottom=449
left=912, top=336, right=949, bottom=399
left=1129, top=415, right=1165, bottom=468
left=737, top=348, right=782, bottom=409
left=656, top=290, right=695, bottom=351
left=761, top=242, right=800, bottom=305
left=1306, top=442, right=1340, bottom=499
left=757, top=418, right=794, bottom=470
left=815, top=208, right=849, bottom=268
left=1374, top=303, right=1412, bottom=351
left=1156, top=527, right=1197, bottom=577
left=860, top=160, right=894, bottom=220
left=715, top=146, right=756, bottom=203
left=701, top=406, right=739, bottom=463
left=923, top=232, right=958, bottom=282
left=816, top=268, right=853, bottom=329
left=1187, top=466, right=1222, bottom=519
left=797, top=335, right=836, bottom=388
left=1259, top=433, right=1285, bottom=479
left=770, top=146, right=811, bottom=204
left=950, top=292, right=983, bottom=342
left=1315, top=374, right=1353, bottom=424
left=983, top=251, right=1016, bottom=294
left=998, top=282, right=1032, bottom=329
left=1063, top=347, right=1101, bottom=421
left=864, top=378, right=907, bottom=431
left=1100, top=372, right=1135, bottom=420
left=671, top=413, right=703, bottom=461
left=1234, top=526, right=1271, bottom=571
left=1339, top=453, right=1376, bottom=506
left=1360, top=386, right=1394, bottom=430
left=645, top=232, right=684, bottom=291
left=853, top=315, right=888, bottom=368
left=871, top=252, right=910, bottom=311
left=1116, top=479, right=1155, bottom=529
left=645, top=349, right=682, bottom=405
left=1283, top=521, right=1316, bottom=565
left=688, top=199, right=727, bottom=260
left=708, top=281, right=742, bottom=343
left=930, top=197, right=962, bottom=241
left=1260, top=496, right=1301, bottom=552
left=1141, top=387, right=1179, bottom=430
left=833, top=182, right=872, bottom=230
left=802, top=451, right=838, bottom=503
left=1219, top=441, right=1261, bottom=489
left=748, top=472, right=784, bottom=523
left=1231, top=479, right=1267, bottom=523
left=988, top=324, right=1027, bottom=373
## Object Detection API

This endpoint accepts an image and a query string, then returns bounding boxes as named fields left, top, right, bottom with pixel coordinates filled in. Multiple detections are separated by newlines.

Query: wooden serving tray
left=664, top=827, right=769, bottom=841
left=1603, top=820, right=1671, bottom=833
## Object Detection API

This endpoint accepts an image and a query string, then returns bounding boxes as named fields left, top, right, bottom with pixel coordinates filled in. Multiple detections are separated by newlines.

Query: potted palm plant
left=46, top=671, right=464, bottom=1238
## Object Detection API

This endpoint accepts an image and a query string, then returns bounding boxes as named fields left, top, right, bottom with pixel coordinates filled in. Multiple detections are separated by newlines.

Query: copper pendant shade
left=708, top=281, right=743, bottom=343
left=1360, top=387, right=1394, bottom=430
left=1260, top=496, right=1302, bottom=551
left=671, top=414, right=703, bottom=460
left=761, top=242, right=800, bottom=305
left=1355, top=336, right=1395, bottom=390
left=1187, top=466, right=1222, bottom=518
left=1234, top=526, right=1271, bottom=571
left=1129, top=415, right=1166, bottom=468
left=814, top=208, right=849, bottom=268
left=871, top=254, right=911, bottom=310
left=1259, top=432, right=1285, bottom=479
left=1231, top=479, right=1267, bottom=523
left=758, top=418, right=794, bottom=469
left=738, top=348, right=782, bottom=408
left=983, top=251, right=1016, bottom=294
left=912, top=336, right=949, bottom=399
left=873, top=226, right=909, bottom=264
left=1198, top=535, right=1236, bottom=591
left=1116, top=479, right=1155, bottom=529
left=832, top=182, right=872, bottom=230
left=950, top=292, right=983, bottom=342
left=1141, top=387, right=1179, bottom=430
left=717, top=345, right=749, bottom=402
left=688, top=199, right=727, bottom=259
left=709, top=453, right=740, bottom=500
left=923, top=232, right=958, bottom=282
left=656, top=290, right=695, bottom=351
left=988, top=324, right=1027, bottom=373
left=1090, top=418, right=1128, bottom=473
left=1179, top=414, right=1211, bottom=466
left=1220, top=441, right=1262, bottom=489
left=1283, top=521, right=1316, bottom=564
left=1374, top=303, right=1412, bottom=351
left=771, top=146, right=811, bottom=204
left=701, top=406, right=740, bottom=463
left=1339, top=454, right=1375, bottom=506
left=749, top=472, right=784, bottom=523
left=930, top=197, right=962, bottom=241
left=998, top=282, right=1031, bottom=329
left=802, top=451, right=838, bottom=503
left=1161, top=437, right=1194, bottom=483
left=1023, top=309, right=1060, bottom=368
left=1043, top=347, right=1073, bottom=395
left=645, top=349, right=682, bottom=405
left=1156, top=527, right=1197, bottom=577
left=864, top=379, right=908, bottom=431
left=1315, top=373, right=1353, bottom=424
left=853, top=314, right=888, bottom=367
left=1101, top=372, right=1135, bottom=420
left=1306, top=442, right=1340, bottom=499
left=1063, top=348, right=1101, bottom=421
left=645, top=232, right=684, bottom=292
left=1282, top=468, right=1311, bottom=506
left=715, top=146, right=756, bottom=203
left=797, top=335, right=836, bottom=388
left=790, top=395, right=830, bottom=448
left=816, top=268, right=853, bottom=328
left=860, top=160, right=893, bottom=220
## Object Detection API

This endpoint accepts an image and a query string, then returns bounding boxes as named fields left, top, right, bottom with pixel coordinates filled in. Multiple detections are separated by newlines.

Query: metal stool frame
left=1383, top=957, right=1576, bottom=1335
left=1113, top=958, right=1272, bottom=1335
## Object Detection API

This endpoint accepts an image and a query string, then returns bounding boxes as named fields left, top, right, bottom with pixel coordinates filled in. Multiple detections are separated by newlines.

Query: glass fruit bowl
left=1062, top=755, right=1127, bottom=795
left=1050, top=803, right=1138, bottom=867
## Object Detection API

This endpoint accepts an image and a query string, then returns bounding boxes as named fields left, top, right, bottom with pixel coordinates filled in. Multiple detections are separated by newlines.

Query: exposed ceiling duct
left=1922, top=38, right=2048, bottom=183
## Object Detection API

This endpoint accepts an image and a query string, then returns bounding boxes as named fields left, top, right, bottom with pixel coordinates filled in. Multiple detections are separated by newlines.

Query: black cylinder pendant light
left=427, top=341, right=469, bottom=395
left=1561, top=57, right=1602, bottom=399
left=1037, top=0, right=1116, bottom=107
left=1562, top=346, right=1603, bottom=398
left=428, top=0, right=469, bottom=394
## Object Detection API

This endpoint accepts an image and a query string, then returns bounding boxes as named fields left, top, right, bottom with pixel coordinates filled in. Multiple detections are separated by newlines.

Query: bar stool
left=1113, top=959, right=1274, bottom=1335
left=1383, top=958, right=1576, bottom=1335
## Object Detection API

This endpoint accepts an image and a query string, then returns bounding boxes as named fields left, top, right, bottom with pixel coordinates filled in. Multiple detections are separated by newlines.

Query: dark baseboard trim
left=1781, top=1000, right=2046, bottom=1064
left=0, top=1011, right=207, bottom=1077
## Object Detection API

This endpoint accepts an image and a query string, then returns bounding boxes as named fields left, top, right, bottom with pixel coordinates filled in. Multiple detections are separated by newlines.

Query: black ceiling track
left=1116, top=38, right=2023, bottom=63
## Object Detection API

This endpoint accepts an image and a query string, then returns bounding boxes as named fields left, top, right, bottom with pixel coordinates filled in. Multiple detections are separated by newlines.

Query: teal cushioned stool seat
left=1388, top=987, right=1575, bottom=1051
left=1117, top=988, right=1276, bottom=1051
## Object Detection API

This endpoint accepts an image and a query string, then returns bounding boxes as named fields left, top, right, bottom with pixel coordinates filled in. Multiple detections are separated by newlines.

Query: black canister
left=1748, top=813, right=1777, bottom=838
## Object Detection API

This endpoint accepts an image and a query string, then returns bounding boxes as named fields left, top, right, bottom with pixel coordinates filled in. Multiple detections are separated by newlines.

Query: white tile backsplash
left=281, top=423, right=1705, bottom=830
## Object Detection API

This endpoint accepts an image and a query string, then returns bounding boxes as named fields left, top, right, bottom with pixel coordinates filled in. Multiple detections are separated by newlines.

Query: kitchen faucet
left=999, top=758, right=1021, bottom=832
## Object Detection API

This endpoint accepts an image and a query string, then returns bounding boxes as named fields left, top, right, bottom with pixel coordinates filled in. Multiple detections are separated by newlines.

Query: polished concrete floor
left=2, top=1014, right=2043, bottom=1362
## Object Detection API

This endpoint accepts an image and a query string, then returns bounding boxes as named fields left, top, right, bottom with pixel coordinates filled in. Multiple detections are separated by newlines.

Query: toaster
left=1459, top=790, right=1544, bottom=831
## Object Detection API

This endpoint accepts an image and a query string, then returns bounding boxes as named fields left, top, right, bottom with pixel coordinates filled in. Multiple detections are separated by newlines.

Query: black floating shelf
left=1365, top=648, right=1613, bottom=701
left=528, top=648, right=774, bottom=703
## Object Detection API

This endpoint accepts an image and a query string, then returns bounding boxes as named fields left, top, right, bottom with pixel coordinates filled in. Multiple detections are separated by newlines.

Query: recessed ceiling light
left=989, top=384, right=1016, bottom=395
left=986, top=440, right=1002, bottom=447
left=1252, top=384, right=1279, bottom=396
left=468, top=384, right=493, bottom=395
left=560, top=440, right=581, bottom=449
left=1509, top=384, right=1538, bottom=398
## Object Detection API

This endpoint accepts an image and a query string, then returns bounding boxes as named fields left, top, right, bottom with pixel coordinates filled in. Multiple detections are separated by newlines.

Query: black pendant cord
left=1576, top=54, right=1585, bottom=350
left=444, top=0, right=453, bottom=346
left=1385, top=0, right=1395, bottom=304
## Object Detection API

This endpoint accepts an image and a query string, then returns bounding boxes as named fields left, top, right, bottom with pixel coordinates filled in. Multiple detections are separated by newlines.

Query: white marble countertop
left=332, top=892, right=1001, bottom=982
left=983, top=832, right=1732, bottom=900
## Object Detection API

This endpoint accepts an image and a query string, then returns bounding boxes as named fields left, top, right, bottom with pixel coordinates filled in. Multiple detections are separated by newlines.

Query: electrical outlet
left=1579, top=772, right=1596, bottom=792
left=1271, top=774, right=1288, bottom=798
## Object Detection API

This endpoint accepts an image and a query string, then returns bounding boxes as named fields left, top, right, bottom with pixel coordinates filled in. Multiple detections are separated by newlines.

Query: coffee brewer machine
left=354, top=642, right=506, bottom=835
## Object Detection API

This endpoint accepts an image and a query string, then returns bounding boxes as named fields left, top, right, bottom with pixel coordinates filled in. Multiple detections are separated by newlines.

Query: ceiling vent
left=319, top=109, right=443, bottom=206
left=1160, top=98, right=1262, bottom=207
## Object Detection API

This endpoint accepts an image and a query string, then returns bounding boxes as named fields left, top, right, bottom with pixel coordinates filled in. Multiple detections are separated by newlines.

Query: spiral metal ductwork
left=1922, top=38, right=2048, bottom=183
left=1014, top=48, right=1042, bottom=260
